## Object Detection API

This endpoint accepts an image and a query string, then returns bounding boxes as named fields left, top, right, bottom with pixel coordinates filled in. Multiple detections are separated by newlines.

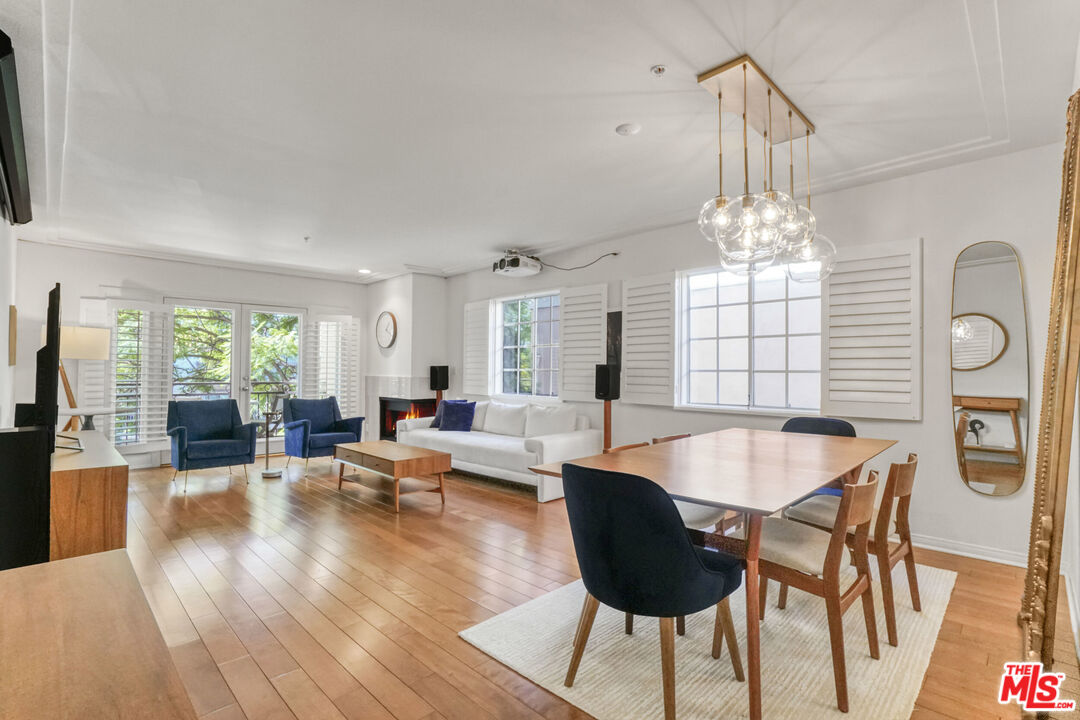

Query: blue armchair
left=282, top=397, right=363, bottom=468
left=167, top=399, right=257, bottom=493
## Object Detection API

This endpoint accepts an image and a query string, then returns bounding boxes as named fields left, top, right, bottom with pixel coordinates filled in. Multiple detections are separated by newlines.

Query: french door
left=167, top=299, right=303, bottom=442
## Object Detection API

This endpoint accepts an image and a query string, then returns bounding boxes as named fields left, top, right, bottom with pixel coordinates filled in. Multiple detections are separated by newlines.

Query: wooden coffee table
left=333, top=440, right=450, bottom=512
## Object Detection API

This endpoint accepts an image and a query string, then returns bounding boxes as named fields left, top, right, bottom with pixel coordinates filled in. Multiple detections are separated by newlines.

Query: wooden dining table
left=530, top=427, right=896, bottom=720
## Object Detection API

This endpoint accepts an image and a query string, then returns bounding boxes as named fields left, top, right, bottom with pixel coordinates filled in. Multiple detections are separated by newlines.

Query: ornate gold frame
left=1020, top=90, right=1080, bottom=669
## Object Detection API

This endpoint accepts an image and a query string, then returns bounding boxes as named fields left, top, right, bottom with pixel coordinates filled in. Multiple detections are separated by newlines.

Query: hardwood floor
left=125, top=457, right=1077, bottom=720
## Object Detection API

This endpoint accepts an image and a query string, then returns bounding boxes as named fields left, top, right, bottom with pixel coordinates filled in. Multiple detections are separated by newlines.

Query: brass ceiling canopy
left=696, top=54, right=813, bottom=143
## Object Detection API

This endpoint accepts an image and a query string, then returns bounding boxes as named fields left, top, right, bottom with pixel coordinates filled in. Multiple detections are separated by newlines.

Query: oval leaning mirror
left=950, top=242, right=1029, bottom=496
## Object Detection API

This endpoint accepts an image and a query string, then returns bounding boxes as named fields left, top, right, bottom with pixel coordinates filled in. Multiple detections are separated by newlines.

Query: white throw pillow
left=471, top=401, right=489, bottom=431
left=524, top=404, right=577, bottom=437
left=483, top=400, right=528, bottom=436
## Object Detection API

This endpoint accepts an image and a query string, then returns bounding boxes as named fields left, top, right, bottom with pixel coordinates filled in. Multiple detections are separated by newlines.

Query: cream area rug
left=460, top=564, right=956, bottom=719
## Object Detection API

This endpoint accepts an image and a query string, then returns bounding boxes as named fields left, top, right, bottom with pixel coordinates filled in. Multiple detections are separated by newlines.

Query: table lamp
left=42, top=325, right=111, bottom=431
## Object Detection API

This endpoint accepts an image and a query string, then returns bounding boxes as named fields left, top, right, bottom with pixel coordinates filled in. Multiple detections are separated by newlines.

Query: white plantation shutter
left=76, top=299, right=109, bottom=429
left=101, top=300, right=172, bottom=450
left=558, top=284, right=607, bottom=401
left=821, top=238, right=922, bottom=420
left=463, top=300, right=492, bottom=395
left=301, top=316, right=361, bottom=415
left=621, top=272, right=676, bottom=406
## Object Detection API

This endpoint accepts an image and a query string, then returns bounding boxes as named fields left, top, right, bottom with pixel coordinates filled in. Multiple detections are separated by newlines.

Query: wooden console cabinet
left=50, top=431, right=129, bottom=561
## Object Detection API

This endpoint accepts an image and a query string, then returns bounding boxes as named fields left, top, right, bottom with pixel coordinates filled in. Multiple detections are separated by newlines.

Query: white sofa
left=396, top=399, right=601, bottom=502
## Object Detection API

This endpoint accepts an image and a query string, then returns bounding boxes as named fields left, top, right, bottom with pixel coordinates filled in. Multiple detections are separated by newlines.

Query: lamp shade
left=41, top=325, right=111, bottom=360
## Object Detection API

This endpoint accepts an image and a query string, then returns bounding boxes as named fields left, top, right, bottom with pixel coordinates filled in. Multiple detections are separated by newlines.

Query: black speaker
left=595, top=364, right=620, bottom=400
left=430, top=365, right=449, bottom=392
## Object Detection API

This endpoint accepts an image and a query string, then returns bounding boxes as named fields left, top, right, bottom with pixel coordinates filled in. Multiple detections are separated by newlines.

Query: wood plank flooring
left=125, top=457, right=1077, bottom=720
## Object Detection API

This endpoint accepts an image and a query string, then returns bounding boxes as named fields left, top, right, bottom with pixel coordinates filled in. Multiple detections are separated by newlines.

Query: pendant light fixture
left=696, top=55, right=833, bottom=281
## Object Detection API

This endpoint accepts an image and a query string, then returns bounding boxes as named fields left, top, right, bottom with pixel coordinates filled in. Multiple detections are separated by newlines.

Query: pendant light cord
left=742, top=63, right=749, bottom=196
left=767, top=89, right=773, bottom=193
left=717, top=92, right=723, bottom=197
left=788, top=110, right=794, bottom=197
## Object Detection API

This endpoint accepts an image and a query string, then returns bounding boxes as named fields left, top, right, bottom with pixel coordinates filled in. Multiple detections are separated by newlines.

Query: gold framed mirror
left=950, top=242, right=1029, bottom=497
left=1021, top=90, right=1080, bottom=671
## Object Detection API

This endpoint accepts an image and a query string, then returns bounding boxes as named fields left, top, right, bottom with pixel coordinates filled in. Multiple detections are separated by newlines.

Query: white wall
left=366, top=273, right=414, bottom=377
left=443, top=141, right=1065, bottom=565
left=0, top=222, right=15, bottom=427
left=13, top=241, right=367, bottom=405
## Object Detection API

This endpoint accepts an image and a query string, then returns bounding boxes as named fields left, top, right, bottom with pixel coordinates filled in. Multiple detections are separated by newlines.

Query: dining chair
left=782, top=417, right=857, bottom=497
left=752, top=475, right=880, bottom=713
left=562, top=464, right=745, bottom=720
left=605, top=437, right=732, bottom=636
left=651, top=433, right=691, bottom=444
left=954, top=411, right=971, bottom=480
left=784, top=454, right=921, bottom=647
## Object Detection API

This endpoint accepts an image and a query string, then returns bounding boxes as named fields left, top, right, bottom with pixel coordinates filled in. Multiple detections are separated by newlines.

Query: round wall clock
left=376, top=311, right=397, bottom=348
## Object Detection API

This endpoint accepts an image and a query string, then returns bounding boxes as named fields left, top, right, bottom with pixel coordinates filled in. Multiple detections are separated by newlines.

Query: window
left=172, top=305, right=234, bottom=401
left=681, top=266, right=821, bottom=411
left=112, top=309, right=143, bottom=444
left=497, top=294, right=560, bottom=397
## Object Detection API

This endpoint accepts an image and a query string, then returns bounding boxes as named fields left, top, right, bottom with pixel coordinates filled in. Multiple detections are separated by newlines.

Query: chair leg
left=712, top=596, right=744, bottom=682
left=659, top=617, right=676, bottom=720
left=183, top=470, right=189, bottom=494
left=625, top=612, right=633, bottom=635
left=825, top=592, right=848, bottom=713
left=903, top=548, right=922, bottom=612
left=285, top=456, right=291, bottom=468
left=572, top=595, right=588, bottom=647
left=565, top=594, right=599, bottom=687
left=860, top=576, right=880, bottom=660
left=759, top=577, right=768, bottom=621
left=676, top=616, right=685, bottom=636
left=878, top=550, right=899, bottom=647
left=243, top=465, right=249, bottom=484
left=304, top=458, right=309, bottom=474
left=171, top=468, right=177, bottom=483
left=778, top=582, right=788, bottom=610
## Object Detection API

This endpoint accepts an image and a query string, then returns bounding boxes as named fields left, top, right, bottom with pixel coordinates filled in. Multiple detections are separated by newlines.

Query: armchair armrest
left=334, top=415, right=365, bottom=440
left=397, top=416, right=434, bottom=435
left=167, top=426, right=188, bottom=469
left=524, top=429, right=603, bottom=465
left=283, top=418, right=311, bottom=457
left=234, top=422, right=258, bottom=461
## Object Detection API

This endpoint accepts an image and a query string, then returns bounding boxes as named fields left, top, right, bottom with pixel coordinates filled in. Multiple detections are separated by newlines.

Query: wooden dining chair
left=562, top=464, right=744, bottom=720
left=784, top=454, right=921, bottom=647
left=651, top=433, right=691, bottom=444
left=604, top=441, right=649, bottom=454
left=753, top=475, right=881, bottom=713
left=954, top=411, right=971, bottom=480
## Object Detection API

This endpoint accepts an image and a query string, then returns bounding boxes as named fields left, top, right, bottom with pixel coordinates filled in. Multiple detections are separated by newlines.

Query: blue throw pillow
left=431, top=399, right=467, bottom=429
left=439, top=401, right=475, bottom=432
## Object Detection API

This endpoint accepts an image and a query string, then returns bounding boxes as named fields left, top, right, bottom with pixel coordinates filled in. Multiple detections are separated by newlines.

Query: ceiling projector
left=492, top=252, right=541, bottom=277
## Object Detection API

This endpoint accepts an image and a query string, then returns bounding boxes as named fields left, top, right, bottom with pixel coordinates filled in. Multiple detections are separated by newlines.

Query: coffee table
left=333, top=440, right=450, bottom=512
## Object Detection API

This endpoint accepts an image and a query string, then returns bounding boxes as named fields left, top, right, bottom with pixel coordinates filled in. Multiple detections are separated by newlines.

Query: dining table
left=529, top=427, right=896, bottom=720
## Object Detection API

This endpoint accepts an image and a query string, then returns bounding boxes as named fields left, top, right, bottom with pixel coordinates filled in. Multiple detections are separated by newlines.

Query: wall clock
left=376, top=311, right=397, bottom=348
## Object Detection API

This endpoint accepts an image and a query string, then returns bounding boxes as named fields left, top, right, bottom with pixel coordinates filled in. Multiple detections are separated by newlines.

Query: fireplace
left=379, top=397, right=437, bottom=441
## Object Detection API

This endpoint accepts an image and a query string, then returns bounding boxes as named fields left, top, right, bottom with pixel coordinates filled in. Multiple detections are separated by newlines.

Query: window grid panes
left=498, top=294, right=560, bottom=397
left=683, top=267, right=821, bottom=411
left=113, top=309, right=143, bottom=445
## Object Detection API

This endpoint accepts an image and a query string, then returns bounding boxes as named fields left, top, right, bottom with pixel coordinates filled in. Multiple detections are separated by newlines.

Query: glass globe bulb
left=698, top=195, right=731, bottom=243
left=739, top=208, right=760, bottom=229
left=780, top=204, right=817, bottom=248
left=785, top=233, right=836, bottom=283
left=753, top=195, right=782, bottom=226
left=720, top=245, right=776, bottom=277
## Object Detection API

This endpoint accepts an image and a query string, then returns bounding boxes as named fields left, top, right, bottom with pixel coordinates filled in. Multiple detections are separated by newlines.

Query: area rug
left=460, top=564, right=956, bottom=719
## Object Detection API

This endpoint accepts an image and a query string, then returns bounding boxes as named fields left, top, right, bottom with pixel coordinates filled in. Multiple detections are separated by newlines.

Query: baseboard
left=910, top=532, right=1028, bottom=568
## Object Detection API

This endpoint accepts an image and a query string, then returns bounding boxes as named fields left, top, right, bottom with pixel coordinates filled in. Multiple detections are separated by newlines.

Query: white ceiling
left=3, top=0, right=1080, bottom=282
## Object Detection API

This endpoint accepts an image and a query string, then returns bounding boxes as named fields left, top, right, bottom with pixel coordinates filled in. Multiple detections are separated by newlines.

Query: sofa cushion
left=472, top=401, right=489, bottom=431
left=483, top=400, right=528, bottom=436
left=524, top=404, right=577, bottom=437
left=309, top=431, right=359, bottom=449
left=187, top=438, right=250, bottom=460
left=405, top=429, right=537, bottom=473
left=440, top=402, right=475, bottom=432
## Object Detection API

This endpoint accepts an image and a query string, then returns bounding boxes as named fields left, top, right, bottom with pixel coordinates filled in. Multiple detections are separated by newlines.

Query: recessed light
left=357, top=268, right=372, bottom=274
left=615, top=123, right=641, bottom=136
left=650, top=65, right=666, bottom=77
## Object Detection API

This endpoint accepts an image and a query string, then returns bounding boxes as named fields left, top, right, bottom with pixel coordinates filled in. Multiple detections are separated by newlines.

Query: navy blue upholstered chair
left=167, top=399, right=257, bottom=493
left=282, top=397, right=363, bottom=470
left=783, top=416, right=856, bottom=498
left=562, top=464, right=745, bottom=719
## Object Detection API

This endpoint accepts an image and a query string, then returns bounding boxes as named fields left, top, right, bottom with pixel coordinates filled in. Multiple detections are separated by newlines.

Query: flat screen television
left=14, top=282, right=60, bottom=451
